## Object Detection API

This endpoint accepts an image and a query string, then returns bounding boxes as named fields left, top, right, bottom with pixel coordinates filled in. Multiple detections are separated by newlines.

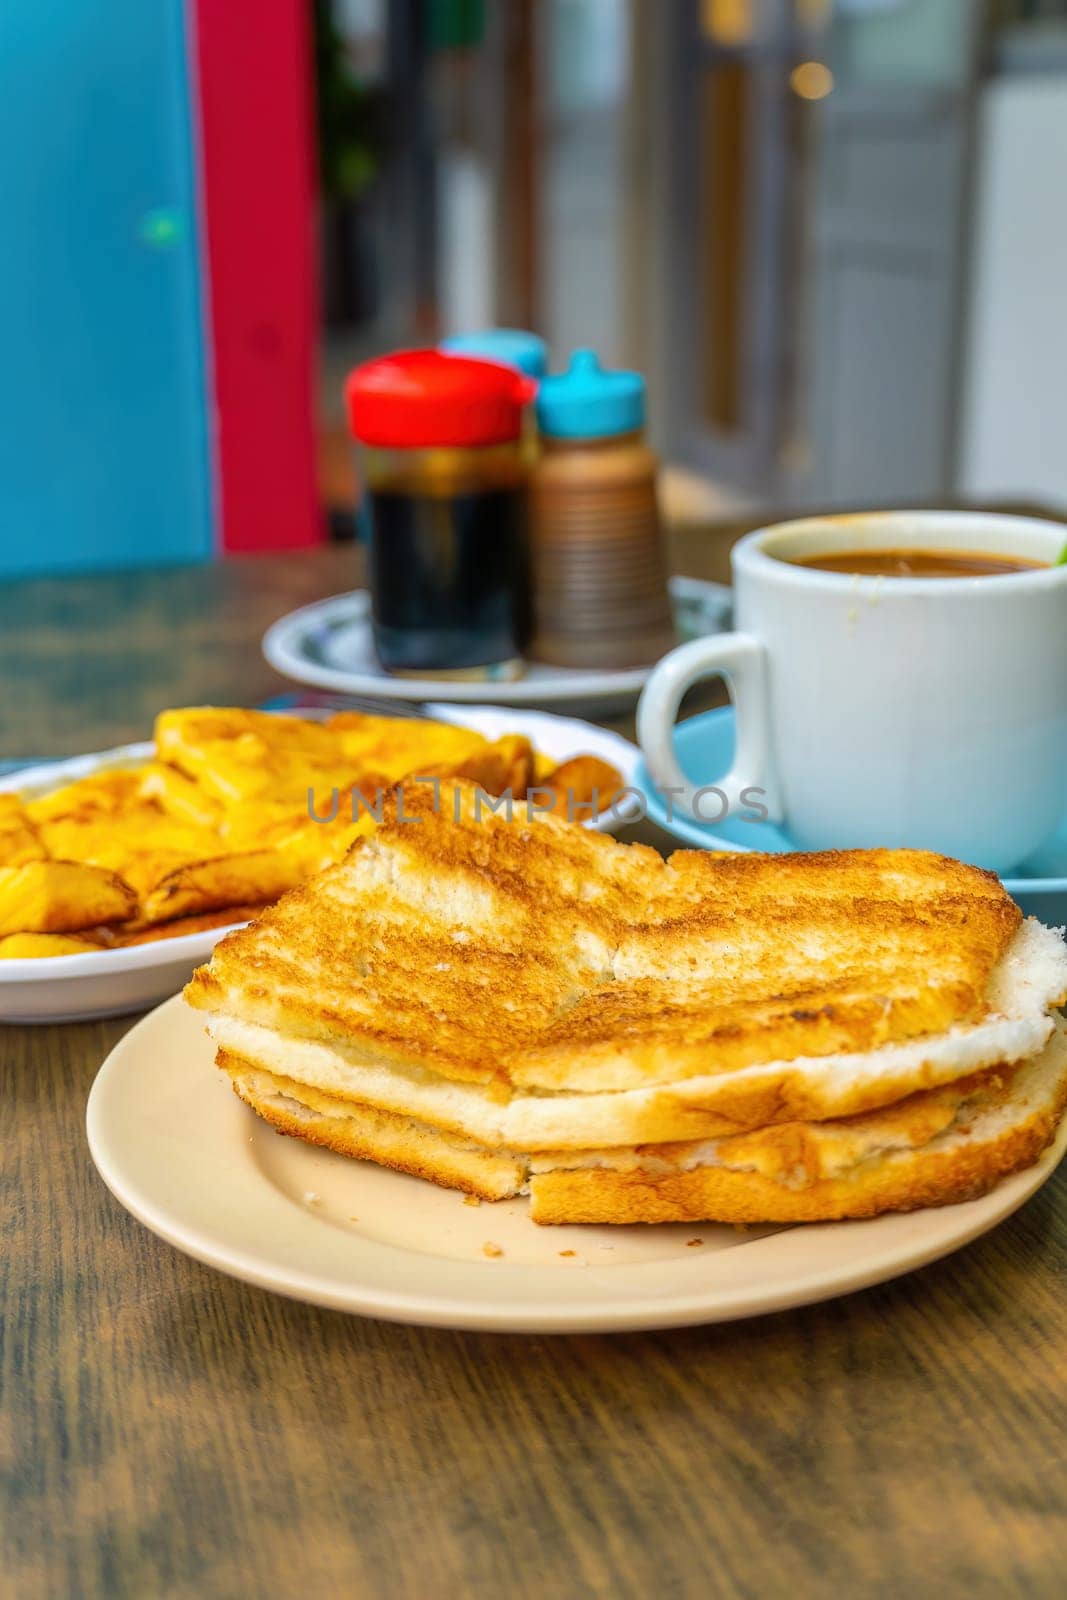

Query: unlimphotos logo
left=307, top=775, right=769, bottom=827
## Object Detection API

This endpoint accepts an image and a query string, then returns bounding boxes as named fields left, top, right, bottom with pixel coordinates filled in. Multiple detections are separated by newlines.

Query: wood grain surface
left=2, top=536, right=1066, bottom=1600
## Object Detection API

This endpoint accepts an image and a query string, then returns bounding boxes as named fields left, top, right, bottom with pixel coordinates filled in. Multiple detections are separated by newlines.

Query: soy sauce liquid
left=364, top=464, right=531, bottom=674
left=367, top=485, right=530, bottom=672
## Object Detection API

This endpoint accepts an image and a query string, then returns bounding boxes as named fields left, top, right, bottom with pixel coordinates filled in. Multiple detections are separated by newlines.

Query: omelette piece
left=442, top=734, right=535, bottom=797
left=325, top=710, right=495, bottom=784
left=0, top=795, right=47, bottom=866
left=25, top=768, right=150, bottom=826
left=24, top=759, right=270, bottom=923
left=0, top=861, right=136, bottom=936
left=111, top=903, right=267, bottom=946
left=138, top=762, right=224, bottom=828
left=155, top=708, right=362, bottom=805
left=538, top=755, right=625, bottom=819
left=35, top=800, right=230, bottom=900
left=153, top=706, right=493, bottom=835
left=0, top=931, right=107, bottom=958
left=139, top=849, right=309, bottom=926
left=219, top=773, right=389, bottom=850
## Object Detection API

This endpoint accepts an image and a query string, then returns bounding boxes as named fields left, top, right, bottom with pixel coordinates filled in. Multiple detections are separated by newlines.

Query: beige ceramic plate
left=87, top=997, right=1067, bottom=1333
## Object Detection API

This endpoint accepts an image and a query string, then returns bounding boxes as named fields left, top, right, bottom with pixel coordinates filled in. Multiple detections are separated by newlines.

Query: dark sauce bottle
left=365, top=469, right=531, bottom=675
left=346, top=351, right=536, bottom=679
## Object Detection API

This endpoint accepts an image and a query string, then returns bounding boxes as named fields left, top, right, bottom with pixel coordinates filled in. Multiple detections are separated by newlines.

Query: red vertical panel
left=191, top=0, right=322, bottom=552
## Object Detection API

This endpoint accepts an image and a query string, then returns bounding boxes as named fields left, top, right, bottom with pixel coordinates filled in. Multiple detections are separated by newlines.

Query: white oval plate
left=0, top=709, right=639, bottom=1023
left=261, top=576, right=733, bottom=710
left=0, top=742, right=249, bottom=1024
left=88, top=995, right=1067, bottom=1333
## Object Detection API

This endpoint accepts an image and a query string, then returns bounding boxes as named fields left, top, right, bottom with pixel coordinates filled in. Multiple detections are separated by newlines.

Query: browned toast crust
left=221, top=1051, right=524, bottom=1201
left=528, top=1094, right=1066, bottom=1224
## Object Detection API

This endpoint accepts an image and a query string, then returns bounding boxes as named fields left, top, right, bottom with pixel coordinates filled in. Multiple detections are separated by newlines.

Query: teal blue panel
left=0, top=0, right=214, bottom=577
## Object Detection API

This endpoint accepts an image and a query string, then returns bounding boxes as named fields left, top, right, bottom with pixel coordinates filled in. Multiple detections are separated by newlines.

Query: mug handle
left=636, top=633, right=783, bottom=823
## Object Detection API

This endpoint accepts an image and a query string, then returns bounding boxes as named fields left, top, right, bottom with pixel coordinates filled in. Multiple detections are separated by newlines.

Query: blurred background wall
left=320, top=0, right=1067, bottom=529
left=0, top=0, right=320, bottom=578
left=3, top=0, right=1067, bottom=576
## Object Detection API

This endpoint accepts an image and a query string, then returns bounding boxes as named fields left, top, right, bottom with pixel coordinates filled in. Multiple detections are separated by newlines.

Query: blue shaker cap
left=440, top=328, right=548, bottom=379
left=535, top=348, right=645, bottom=438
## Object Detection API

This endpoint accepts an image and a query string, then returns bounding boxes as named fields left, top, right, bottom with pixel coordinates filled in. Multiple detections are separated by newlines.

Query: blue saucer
left=636, top=706, right=1067, bottom=923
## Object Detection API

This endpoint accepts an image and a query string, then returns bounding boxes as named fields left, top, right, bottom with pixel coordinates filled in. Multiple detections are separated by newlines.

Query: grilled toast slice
left=187, top=783, right=1061, bottom=1135
left=199, top=915, right=1061, bottom=1148
left=218, top=1020, right=1067, bottom=1221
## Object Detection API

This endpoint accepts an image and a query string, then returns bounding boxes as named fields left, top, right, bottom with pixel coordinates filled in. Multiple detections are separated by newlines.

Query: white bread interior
left=222, top=1019, right=1067, bottom=1223
left=206, top=918, right=1067, bottom=1150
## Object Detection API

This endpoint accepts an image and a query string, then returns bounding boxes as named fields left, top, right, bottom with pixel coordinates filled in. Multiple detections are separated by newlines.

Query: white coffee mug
left=637, top=512, right=1067, bottom=873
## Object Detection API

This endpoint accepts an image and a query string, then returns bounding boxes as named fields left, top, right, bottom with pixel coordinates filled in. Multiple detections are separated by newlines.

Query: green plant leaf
left=1057, top=540, right=1067, bottom=565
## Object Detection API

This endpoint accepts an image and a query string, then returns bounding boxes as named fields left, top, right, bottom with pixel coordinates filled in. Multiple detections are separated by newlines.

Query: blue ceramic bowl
left=636, top=706, right=1067, bottom=925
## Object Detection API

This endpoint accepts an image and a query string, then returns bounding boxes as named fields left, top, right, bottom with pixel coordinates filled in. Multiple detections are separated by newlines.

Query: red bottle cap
left=345, top=349, right=537, bottom=449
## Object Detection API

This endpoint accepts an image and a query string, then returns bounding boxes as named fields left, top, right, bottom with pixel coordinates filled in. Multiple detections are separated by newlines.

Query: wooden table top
left=4, top=538, right=1066, bottom=1599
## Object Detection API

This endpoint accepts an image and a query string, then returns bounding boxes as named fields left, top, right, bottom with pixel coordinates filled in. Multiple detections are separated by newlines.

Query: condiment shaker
left=345, top=350, right=535, bottom=679
left=529, top=350, right=674, bottom=669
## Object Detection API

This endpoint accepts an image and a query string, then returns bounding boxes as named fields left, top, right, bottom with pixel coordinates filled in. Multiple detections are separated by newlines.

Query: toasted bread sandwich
left=186, top=783, right=1067, bottom=1224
